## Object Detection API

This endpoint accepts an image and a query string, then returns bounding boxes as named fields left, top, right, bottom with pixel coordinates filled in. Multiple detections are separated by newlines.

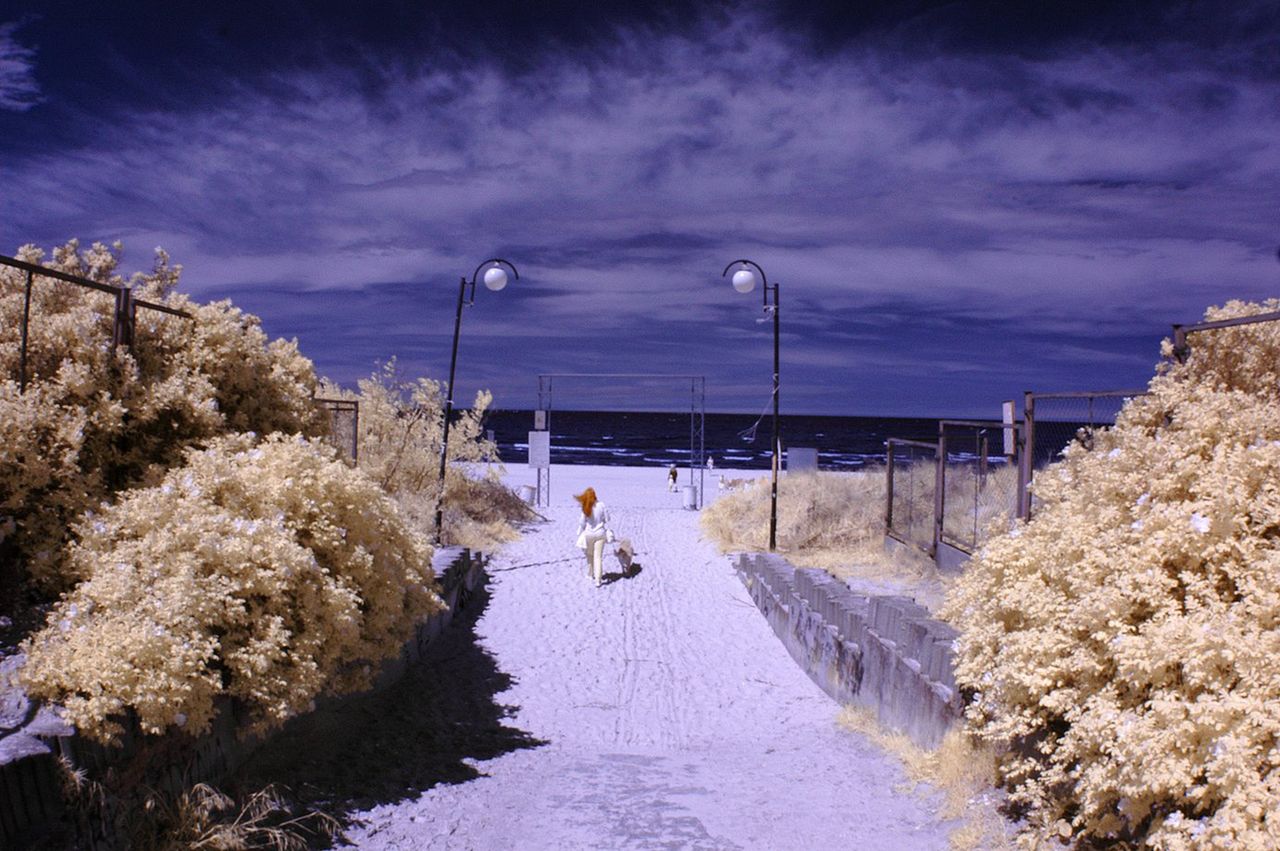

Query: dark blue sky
left=2, top=1, right=1277, bottom=416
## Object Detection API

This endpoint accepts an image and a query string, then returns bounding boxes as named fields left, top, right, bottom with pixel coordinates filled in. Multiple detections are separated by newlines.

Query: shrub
left=941, top=300, right=1280, bottom=848
left=0, top=240, right=326, bottom=593
left=18, top=433, right=441, bottom=744
left=318, top=360, right=533, bottom=548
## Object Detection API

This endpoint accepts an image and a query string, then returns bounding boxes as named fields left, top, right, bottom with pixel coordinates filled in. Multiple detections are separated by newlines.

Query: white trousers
left=584, top=533, right=607, bottom=583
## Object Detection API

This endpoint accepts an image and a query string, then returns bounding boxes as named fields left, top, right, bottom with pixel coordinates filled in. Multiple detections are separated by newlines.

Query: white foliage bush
left=0, top=240, right=326, bottom=592
left=19, top=433, right=441, bottom=744
left=942, top=300, right=1280, bottom=849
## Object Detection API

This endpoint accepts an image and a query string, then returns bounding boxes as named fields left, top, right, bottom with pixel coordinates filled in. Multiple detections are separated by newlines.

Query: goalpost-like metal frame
left=535, top=373, right=706, bottom=509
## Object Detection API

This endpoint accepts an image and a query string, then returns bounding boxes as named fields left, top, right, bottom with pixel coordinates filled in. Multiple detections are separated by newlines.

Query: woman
left=574, top=486, right=613, bottom=587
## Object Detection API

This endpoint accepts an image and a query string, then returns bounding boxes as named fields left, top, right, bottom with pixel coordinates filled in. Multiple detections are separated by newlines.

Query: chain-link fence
left=938, top=421, right=1020, bottom=554
left=885, top=438, right=937, bottom=554
left=315, top=398, right=359, bottom=463
left=1021, top=390, right=1144, bottom=518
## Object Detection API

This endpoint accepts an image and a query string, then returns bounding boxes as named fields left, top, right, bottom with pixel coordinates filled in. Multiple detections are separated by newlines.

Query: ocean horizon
left=483, top=409, right=1014, bottom=471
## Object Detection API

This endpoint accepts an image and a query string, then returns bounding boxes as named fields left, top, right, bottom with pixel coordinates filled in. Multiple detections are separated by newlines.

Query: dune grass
left=701, top=469, right=942, bottom=604
left=702, top=465, right=1022, bottom=610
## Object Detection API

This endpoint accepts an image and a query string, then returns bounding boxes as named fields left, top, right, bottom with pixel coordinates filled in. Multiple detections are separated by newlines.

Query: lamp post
left=435, top=258, right=520, bottom=544
left=722, top=259, right=780, bottom=551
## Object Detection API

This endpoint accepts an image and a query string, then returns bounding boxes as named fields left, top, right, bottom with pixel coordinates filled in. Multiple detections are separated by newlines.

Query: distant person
left=574, top=487, right=613, bottom=588
left=667, top=465, right=678, bottom=492
left=707, top=456, right=715, bottom=472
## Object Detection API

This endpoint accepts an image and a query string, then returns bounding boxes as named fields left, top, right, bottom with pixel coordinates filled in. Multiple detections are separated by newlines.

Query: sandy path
left=244, top=465, right=956, bottom=849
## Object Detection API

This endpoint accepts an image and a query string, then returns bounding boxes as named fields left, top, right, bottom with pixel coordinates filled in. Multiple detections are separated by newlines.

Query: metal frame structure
left=1172, top=310, right=1280, bottom=362
left=1019, top=389, right=1146, bottom=519
left=535, top=373, right=706, bottom=509
left=885, top=419, right=1024, bottom=562
left=314, top=397, right=359, bottom=463
left=2, top=254, right=192, bottom=393
left=935, top=419, right=1021, bottom=555
left=884, top=437, right=938, bottom=554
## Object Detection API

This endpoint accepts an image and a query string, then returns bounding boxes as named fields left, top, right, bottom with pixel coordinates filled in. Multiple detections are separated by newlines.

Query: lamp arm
left=469, top=257, right=521, bottom=285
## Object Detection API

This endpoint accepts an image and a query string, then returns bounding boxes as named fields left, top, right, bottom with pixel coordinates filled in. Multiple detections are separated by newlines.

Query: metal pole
left=434, top=277, right=468, bottom=544
left=885, top=441, right=895, bottom=534
left=699, top=377, right=705, bottom=509
left=933, top=426, right=947, bottom=557
left=352, top=401, right=360, bottom=464
left=19, top=270, right=32, bottom=394
left=689, top=378, right=695, bottom=507
left=769, top=283, right=780, bottom=552
left=1020, top=391, right=1035, bottom=520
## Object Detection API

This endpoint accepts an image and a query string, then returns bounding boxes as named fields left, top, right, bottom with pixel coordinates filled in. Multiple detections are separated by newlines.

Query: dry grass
left=129, top=782, right=339, bottom=851
left=701, top=466, right=1023, bottom=611
left=838, top=707, right=1017, bottom=851
left=701, top=469, right=942, bottom=606
left=440, top=469, right=540, bottom=551
left=381, top=467, right=537, bottom=553
left=54, top=758, right=336, bottom=851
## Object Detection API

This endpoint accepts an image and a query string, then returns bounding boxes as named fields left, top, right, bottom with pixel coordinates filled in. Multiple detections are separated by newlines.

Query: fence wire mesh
left=315, top=398, right=359, bottom=463
left=1026, top=393, right=1136, bottom=470
left=939, top=422, right=1019, bottom=554
left=1023, top=390, right=1144, bottom=518
left=886, top=439, right=937, bottom=553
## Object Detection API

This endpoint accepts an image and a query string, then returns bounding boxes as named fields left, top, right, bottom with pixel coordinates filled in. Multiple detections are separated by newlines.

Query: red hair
left=574, top=487, right=598, bottom=517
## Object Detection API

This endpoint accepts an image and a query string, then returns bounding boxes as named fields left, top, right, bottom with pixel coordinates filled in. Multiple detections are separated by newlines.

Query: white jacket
left=576, top=501, right=611, bottom=547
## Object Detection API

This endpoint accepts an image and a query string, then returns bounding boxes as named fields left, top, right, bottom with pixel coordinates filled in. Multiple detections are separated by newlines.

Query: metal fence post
left=885, top=440, right=895, bottom=534
left=1020, top=390, right=1035, bottom=520
left=112, top=287, right=135, bottom=350
left=932, top=428, right=947, bottom=557
left=19, top=269, right=33, bottom=393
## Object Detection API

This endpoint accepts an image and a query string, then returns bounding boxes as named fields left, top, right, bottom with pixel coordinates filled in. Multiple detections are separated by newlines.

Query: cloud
left=0, top=6, right=1277, bottom=413
left=0, top=23, right=40, bottom=111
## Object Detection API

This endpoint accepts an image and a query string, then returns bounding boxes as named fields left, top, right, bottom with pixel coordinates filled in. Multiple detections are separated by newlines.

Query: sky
left=1, top=1, right=1278, bottom=417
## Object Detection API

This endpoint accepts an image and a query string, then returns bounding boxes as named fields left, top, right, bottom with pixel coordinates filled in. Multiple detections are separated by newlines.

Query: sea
left=482, top=409, right=952, bottom=471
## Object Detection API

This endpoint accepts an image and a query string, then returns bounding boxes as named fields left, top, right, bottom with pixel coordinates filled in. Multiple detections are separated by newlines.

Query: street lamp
left=435, top=257, right=520, bottom=543
left=722, top=259, right=780, bottom=552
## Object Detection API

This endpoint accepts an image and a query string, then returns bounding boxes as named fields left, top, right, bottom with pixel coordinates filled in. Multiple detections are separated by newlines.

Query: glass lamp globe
left=482, top=266, right=509, bottom=291
left=731, top=269, right=757, bottom=294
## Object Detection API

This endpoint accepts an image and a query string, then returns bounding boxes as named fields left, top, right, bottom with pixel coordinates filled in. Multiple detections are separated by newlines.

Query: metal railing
left=1172, top=309, right=1280, bottom=361
left=2, top=254, right=191, bottom=393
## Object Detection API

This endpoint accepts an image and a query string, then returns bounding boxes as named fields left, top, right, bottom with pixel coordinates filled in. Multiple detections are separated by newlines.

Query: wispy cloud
left=0, top=23, right=39, bottom=111
left=0, top=7, right=1276, bottom=413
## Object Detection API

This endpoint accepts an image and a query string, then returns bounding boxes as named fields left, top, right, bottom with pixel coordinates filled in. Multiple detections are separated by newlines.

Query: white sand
left=339, top=464, right=957, bottom=849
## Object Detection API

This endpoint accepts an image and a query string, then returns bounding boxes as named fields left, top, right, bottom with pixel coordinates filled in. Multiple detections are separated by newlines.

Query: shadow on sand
left=231, top=581, right=546, bottom=841
left=600, top=562, right=644, bottom=586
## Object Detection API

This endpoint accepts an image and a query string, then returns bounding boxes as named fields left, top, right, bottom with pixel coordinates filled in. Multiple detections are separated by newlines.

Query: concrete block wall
left=0, top=547, right=484, bottom=849
left=734, top=552, right=963, bottom=749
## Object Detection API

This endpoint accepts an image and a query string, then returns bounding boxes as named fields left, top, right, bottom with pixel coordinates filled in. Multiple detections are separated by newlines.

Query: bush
left=319, top=360, right=534, bottom=549
left=941, top=300, right=1280, bottom=848
left=0, top=241, right=326, bottom=593
left=18, top=434, right=441, bottom=744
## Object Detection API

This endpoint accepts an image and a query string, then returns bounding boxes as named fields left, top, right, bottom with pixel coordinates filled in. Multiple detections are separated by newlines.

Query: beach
left=259, top=462, right=951, bottom=849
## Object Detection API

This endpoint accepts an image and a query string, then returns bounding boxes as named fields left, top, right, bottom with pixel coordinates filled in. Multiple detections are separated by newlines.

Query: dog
left=614, top=538, right=635, bottom=571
